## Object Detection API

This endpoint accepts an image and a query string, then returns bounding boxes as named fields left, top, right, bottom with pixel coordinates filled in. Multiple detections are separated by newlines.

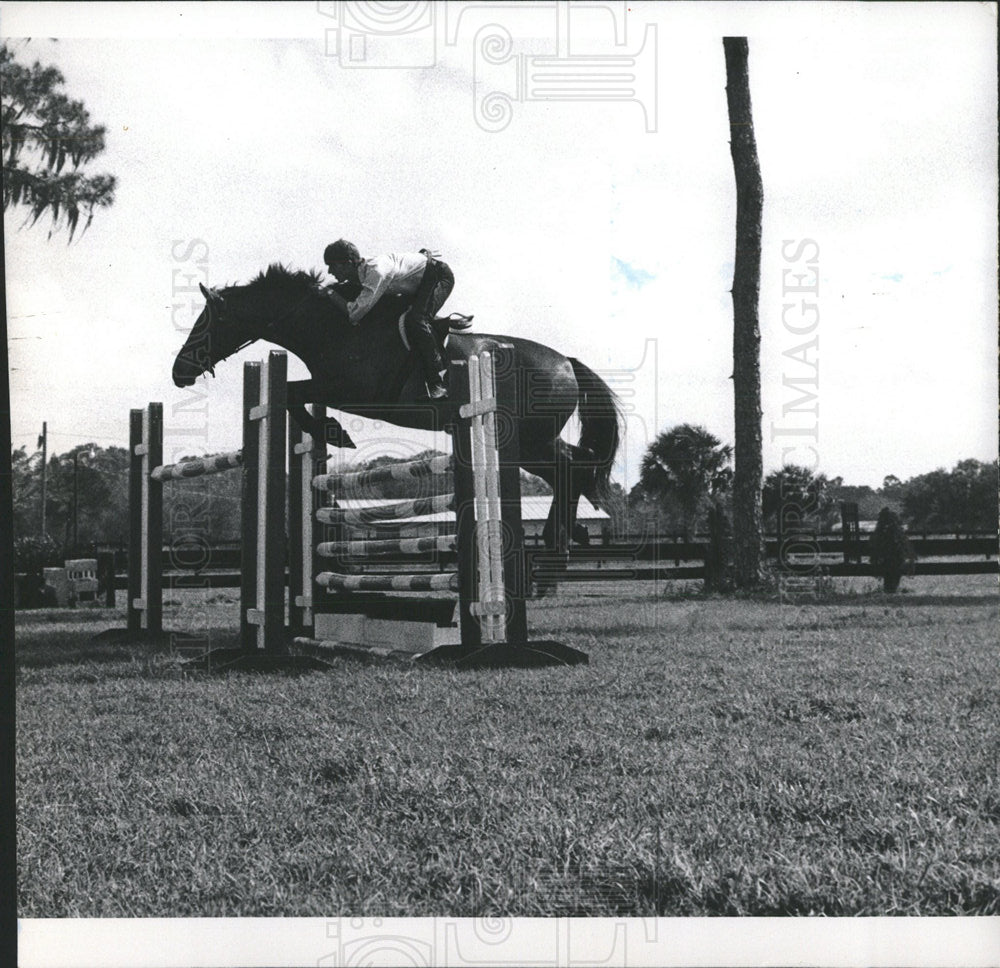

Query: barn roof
left=520, top=495, right=609, bottom=523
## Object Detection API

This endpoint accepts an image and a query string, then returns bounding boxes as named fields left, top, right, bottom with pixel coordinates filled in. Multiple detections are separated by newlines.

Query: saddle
left=399, top=311, right=474, bottom=353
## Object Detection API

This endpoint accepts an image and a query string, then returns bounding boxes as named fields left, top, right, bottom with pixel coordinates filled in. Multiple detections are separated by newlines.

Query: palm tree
left=636, top=424, right=733, bottom=539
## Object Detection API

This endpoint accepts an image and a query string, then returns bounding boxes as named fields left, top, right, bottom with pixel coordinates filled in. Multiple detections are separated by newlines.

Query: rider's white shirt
left=347, top=252, right=428, bottom=325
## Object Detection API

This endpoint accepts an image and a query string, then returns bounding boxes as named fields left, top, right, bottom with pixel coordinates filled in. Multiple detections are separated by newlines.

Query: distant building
left=830, top=520, right=878, bottom=533
left=520, top=495, right=610, bottom=544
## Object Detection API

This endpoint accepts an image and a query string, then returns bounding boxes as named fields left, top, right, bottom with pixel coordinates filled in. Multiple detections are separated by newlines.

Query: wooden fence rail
left=97, top=533, right=997, bottom=599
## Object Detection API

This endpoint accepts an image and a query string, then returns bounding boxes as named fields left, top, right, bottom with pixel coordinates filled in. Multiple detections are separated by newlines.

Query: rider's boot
left=406, top=311, right=448, bottom=398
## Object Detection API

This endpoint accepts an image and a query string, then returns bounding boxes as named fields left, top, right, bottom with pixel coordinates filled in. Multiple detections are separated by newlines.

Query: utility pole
left=39, top=421, right=47, bottom=536
left=73, top=452, right=80, bottom=551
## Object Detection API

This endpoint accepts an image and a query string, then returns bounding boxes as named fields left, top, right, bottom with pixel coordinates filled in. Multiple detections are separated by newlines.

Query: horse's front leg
left=286, top=380, right=357, bottom=450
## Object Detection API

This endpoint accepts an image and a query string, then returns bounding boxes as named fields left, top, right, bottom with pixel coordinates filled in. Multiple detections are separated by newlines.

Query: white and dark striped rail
left=316, top=571, right=460, bottom=592
left=150, top=450, right=243, bottom=482
left=317, top=534, right=457, bottom=558
left=315, top=492, right=454, bottom=526
left=313, top=454, right=452, bottom=494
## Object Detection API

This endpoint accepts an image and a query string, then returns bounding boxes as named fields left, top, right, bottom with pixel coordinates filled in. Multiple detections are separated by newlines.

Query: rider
left=323, top=239, right=455, bottom=399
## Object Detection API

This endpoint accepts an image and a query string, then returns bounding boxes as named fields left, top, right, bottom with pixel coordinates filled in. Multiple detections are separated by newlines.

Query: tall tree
left=0, top=280, right=13, bottom=968
left=1, top=42, right=116, bottom=239
left=635, top=424, right=733, bottom=538
left=723, top=37, right=764, bottom=587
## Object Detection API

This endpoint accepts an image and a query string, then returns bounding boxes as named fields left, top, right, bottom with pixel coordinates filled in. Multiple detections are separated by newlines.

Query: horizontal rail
left=150, top=451, right=242, bottom=482
left=313, top=454, right=452, bottom=493
left=316, top=571, right=460, bottom=592
left=108, top=555, right=999, bottom=594
left=322, top=523, right=448, bottom=538
left=530, top=566, right=707, bottom=582
left=524, top=537, right=998, bottom=561
left=527, top=558, right=1000, bottom=581
left=316, top=493, right=454, bottom=526
left=317, top=535, right=457, bottom=557
left=104, top=538, right=998, bottom=576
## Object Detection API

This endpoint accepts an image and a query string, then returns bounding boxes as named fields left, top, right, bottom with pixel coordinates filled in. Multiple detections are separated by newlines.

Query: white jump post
left=239, top=351, right=287, bottom=654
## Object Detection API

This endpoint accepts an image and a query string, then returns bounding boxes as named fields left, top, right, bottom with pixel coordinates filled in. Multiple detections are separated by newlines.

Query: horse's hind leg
left=529, top=439, right=590, bottom=596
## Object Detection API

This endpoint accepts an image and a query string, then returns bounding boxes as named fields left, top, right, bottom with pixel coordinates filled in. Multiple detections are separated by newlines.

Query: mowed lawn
left=15, top=575, right=999, bottom=917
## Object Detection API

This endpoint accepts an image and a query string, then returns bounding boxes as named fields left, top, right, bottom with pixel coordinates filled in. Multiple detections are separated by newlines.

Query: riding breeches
left=404, top=258, right=455, bottom=380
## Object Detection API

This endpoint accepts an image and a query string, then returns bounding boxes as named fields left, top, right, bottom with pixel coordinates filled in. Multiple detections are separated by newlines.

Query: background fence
left=85, top=532, right=997, bottom=604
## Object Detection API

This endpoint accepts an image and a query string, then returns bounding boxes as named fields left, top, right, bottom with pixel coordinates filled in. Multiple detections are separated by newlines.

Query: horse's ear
left=199, top=283, right=226, bottom=316
left=199, top=282, right=223, bottom=304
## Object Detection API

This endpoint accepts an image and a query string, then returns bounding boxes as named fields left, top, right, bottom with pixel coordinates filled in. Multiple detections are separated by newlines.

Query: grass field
left=15, top=574, right=999, bottom=917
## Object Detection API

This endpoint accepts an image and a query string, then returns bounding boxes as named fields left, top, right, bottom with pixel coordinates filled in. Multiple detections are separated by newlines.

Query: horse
left=171, top=264, right=621, bottom=572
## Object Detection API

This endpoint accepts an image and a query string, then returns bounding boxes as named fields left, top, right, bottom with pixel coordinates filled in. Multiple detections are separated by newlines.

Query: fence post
left=127, top=410, right=143, bottom=634
left=288, top=415, right=307, bottom=639
left=128, top=404, right=162, bottom=634
left=840, top=501, right=860, bottom=564
left=97, top=551, right=116, bottom=608
left=240, top=363, right=261, bottom=651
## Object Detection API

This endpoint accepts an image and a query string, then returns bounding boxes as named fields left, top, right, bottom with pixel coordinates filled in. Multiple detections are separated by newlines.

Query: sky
left=3, top=1, right=997, bottom=492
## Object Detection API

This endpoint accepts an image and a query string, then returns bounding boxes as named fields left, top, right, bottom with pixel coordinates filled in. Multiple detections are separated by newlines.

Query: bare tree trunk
left=724, top=37, right=764, bottom=588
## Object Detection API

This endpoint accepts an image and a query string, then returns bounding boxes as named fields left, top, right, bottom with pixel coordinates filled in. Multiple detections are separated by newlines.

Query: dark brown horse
left=172, top=264, right=621, bottom=559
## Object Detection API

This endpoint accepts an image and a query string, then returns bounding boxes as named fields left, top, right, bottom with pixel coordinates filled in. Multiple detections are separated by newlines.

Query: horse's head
left=172, top=265, right=345, bottom=387
left=172, top=283, right=253, bottom=387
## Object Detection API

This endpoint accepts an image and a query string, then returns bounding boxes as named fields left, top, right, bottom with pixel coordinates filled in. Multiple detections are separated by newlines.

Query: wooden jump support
left=288, top=344, right=587, bottom=668
left=127, top=351, right=315, bottom=668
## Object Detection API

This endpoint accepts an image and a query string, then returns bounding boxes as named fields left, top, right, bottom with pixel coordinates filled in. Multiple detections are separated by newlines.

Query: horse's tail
left=569, top=357, right=622, bottom=510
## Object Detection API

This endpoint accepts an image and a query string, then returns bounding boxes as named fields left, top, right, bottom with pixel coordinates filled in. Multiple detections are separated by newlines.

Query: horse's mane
left=242, top=263, right=325, bottom=296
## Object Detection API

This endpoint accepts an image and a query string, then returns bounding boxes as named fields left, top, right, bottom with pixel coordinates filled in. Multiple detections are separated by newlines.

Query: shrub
left=14, top=533, right=61, bottom=575
left=868, top=508, right=914, bottom=593
left=14, top=533, right=62, bottom=609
